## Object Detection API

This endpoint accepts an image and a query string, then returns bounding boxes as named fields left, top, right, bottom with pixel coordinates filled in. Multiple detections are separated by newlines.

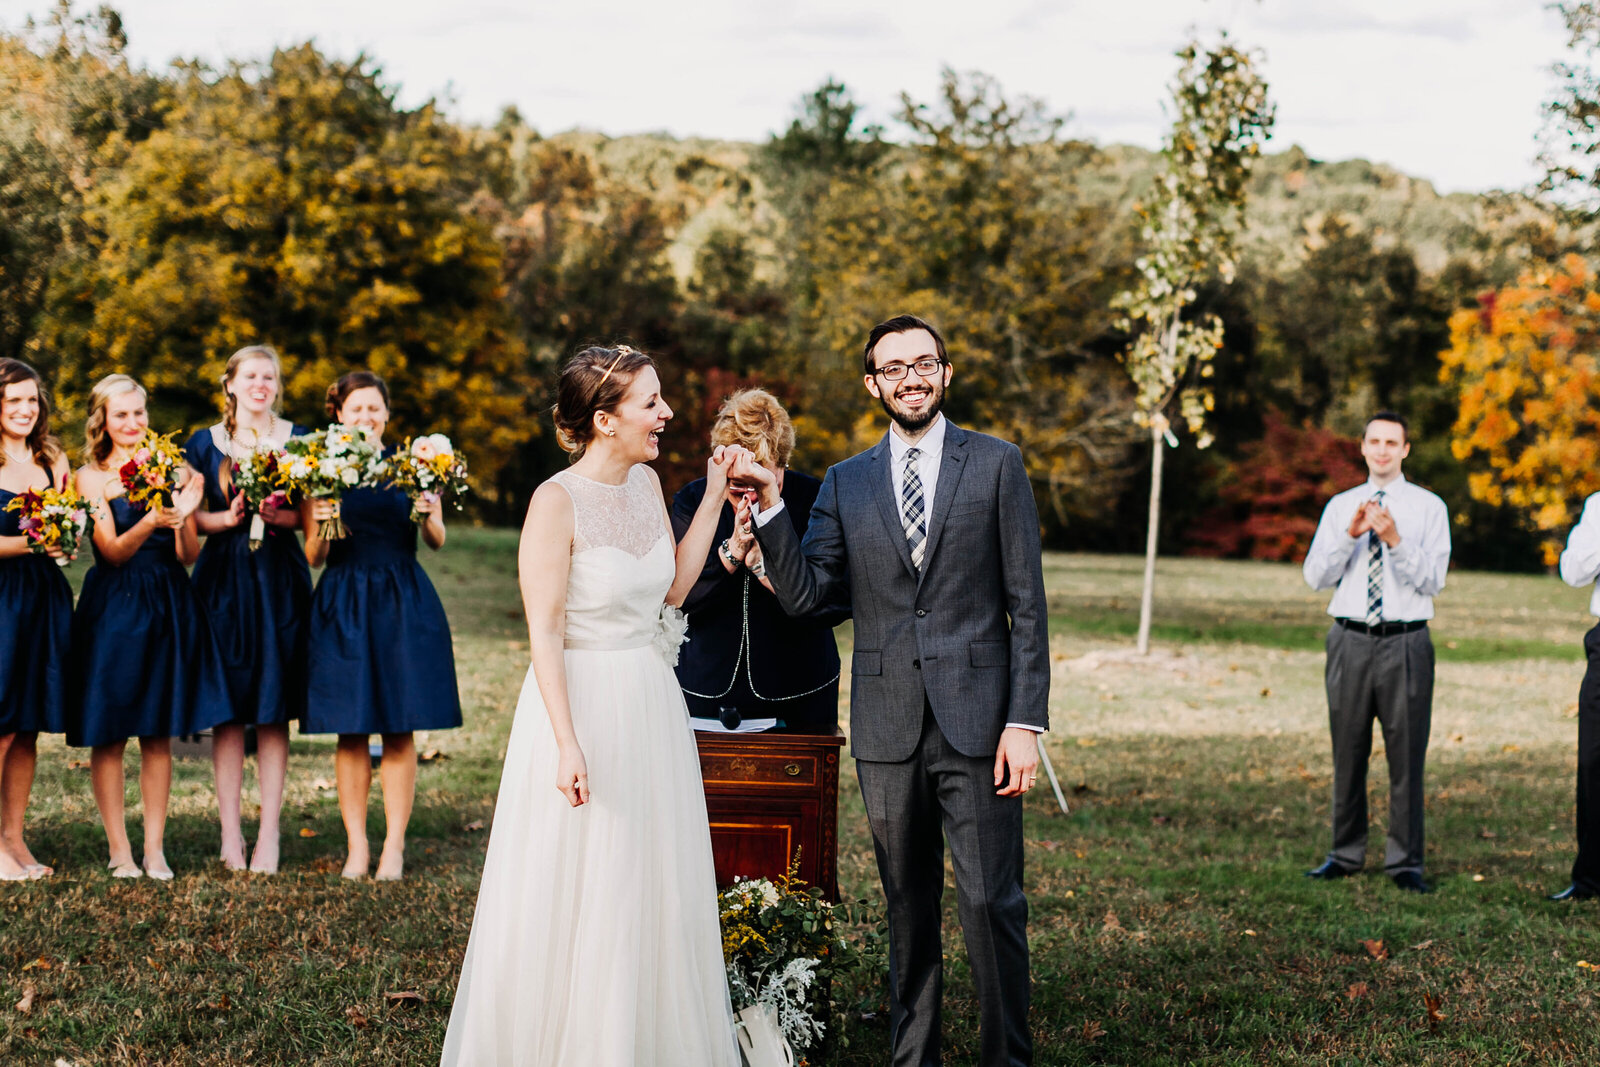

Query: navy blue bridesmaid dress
left=67, top=496, right=234, bottom=747
left=184, top=428, right=312, bottom=726
left=0, top=487, right=73, bottom=735
left=302, top=479, right=462, bottom=735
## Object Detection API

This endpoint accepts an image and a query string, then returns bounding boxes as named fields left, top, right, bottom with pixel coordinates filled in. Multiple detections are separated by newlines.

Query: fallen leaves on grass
left=311, top=778, right=334, bottom=791
left=1578, top=960, right=1598, bottom=972
left=1478, top=828, right=1496, bottom=839
left=66, top=760, right=88, bottom=770
left=1422, top=991, right=1445, bottom=1029
left=1411, top=939, right=1434, bottom=951
left=1080, top=1019, right=1106, bottom=1043
left=419, top=749, right=448, bottom=763
left=384, top=990, right=426, bottom=1008
left=1151, top=815, right=1171, bottom=827
left=1071, top=781, right=1094, bottom=794
left=1345, top=981, right=1368, bottom=1001
left=15, top=983, right=36, bottom=1014
left=299, top=828, right=318, bottom=838
left=1260, top=687, right=1271, bottom=697
left=1362, top=939, right=1389, bottom=961
left=345, top=1005, right=370, bottom=1028
left=1101, top=910, right=1123, bottom=933
left=22, top=957, right=52, bottom=972
left=462, top=820, right=486, bottom=833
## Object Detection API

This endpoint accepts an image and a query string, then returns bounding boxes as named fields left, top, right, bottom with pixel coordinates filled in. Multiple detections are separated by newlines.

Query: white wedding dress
left=441, top=466, right=739, bottom=1066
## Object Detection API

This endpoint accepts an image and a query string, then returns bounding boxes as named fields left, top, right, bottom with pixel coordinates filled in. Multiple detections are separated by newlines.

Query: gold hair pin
left=596, top=350, right=627, bottom=387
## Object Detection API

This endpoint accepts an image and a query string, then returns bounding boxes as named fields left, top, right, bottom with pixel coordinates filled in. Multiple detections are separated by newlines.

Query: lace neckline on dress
left=552, top=465, right=669, bottom=558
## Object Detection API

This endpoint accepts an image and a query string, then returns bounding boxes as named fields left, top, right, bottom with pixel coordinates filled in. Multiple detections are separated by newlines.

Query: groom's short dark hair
left=864, top=314, right=948, bottom=374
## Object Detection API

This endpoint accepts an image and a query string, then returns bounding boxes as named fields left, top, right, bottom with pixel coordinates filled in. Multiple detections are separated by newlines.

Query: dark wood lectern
left=696, top=729, right=846, bottom=901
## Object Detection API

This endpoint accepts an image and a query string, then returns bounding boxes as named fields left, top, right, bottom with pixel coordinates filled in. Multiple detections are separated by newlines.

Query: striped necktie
left=1365, top=489, right=1386, bottom=626
left=901, top=447, right=927, bottom=572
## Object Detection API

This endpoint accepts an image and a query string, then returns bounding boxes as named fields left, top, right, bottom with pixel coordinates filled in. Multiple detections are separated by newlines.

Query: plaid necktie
left=901, top=447, right=927, bottom=572
left=1365, top=490, right=1386, bottom=626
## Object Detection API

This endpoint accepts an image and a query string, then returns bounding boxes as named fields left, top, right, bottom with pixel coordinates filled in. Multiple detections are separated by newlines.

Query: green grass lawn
left=4, top=539, right=1598, bottom=1065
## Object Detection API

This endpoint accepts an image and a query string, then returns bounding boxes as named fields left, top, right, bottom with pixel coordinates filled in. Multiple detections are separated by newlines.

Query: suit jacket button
left=912, top=659, right=921, bottom=669
left=915, top=609, right=927, bottom=617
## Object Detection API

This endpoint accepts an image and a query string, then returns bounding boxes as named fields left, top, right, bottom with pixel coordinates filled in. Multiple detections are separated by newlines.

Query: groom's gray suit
left=755, top=417, right=1049, bottom=1067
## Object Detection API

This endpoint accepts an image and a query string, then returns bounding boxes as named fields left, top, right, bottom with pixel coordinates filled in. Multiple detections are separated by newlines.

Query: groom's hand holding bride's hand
left=557, top=743, right=589, bottom=807
left=726, top=451, right=780, bottom=510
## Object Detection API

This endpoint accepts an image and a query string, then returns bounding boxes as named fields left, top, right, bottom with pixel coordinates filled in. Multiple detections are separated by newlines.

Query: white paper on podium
left=690, top=717, right=779, bottom=734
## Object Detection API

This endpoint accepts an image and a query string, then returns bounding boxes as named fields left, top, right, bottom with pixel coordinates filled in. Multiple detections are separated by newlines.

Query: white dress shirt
left=1559, top=493, right=1600, bottom=616
left=1302, top=473, right=1451, bottom=621
left=754, top=414, right=1042, bottom=735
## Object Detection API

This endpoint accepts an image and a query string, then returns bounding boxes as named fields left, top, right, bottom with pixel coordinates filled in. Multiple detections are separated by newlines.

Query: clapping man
left=1552, top=496, right=1600, bottom=901
left=730, top=314, right=1048, bottom=1067
left=1302, top=412, right=1450, bottom=894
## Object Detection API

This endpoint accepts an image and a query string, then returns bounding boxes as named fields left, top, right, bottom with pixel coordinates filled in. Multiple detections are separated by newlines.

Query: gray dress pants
left=1323, top=621, right=1435, bottom=875
left=854, top=708, right=1031, bottom=1067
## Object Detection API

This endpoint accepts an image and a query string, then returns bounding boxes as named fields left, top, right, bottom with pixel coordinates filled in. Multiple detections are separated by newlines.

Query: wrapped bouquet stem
left=230, top=445, right=287, bottom=550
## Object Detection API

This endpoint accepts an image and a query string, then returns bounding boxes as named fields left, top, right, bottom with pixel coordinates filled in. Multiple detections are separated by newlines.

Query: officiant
left=671, top=389, right=845, bottom=733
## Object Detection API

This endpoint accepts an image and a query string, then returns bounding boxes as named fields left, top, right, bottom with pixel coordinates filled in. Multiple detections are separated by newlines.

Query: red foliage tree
left=1186, top=412, right=1365, bottom=561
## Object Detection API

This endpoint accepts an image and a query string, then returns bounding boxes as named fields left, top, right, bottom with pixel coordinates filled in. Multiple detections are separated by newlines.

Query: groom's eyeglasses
left=872, top=358, right=944, bottom=381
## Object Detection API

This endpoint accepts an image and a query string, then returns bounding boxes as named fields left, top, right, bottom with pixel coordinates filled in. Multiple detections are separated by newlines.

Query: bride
left=441, top=345, right=741, bottom=1065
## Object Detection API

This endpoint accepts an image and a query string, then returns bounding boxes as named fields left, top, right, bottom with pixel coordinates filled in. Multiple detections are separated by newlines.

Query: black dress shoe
left=1305, top=860, right=1357, bottom=880
left=1548, top=884, right=1598, bottom=902
left=1392, top=871, right=1432, bottom=894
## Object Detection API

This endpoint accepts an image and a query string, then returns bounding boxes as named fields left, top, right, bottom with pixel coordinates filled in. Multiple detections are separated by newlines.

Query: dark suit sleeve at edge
left=998, top=444, right=1050, bottom=730
left=754, top=464, right=849, bottom=620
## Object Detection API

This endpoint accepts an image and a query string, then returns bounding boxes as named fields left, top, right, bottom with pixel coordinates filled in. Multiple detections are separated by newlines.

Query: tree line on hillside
left=3, top=2, right=1596, bottom=569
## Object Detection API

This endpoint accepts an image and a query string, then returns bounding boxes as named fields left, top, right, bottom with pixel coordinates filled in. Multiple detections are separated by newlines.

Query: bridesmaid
left=0, top=359, right=73, bottom=880
left=185, top=346, right=311, bottom=874
left=69, top=374, right=233, bottom=880
left=302, top=371, right=461, bottom=881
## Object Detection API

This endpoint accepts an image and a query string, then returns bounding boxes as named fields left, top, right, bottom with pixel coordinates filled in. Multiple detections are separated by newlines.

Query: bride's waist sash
left=563, top=634, right=655, bottom=652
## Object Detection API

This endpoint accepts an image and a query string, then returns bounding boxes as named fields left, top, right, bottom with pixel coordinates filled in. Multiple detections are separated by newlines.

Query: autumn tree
left=0, top=2, right=160, bottom=364
left=1115, top=36, right=1273, bottom=653
left=34, top=42, right=524, bottom=502
left=777, top=70, right=1142, bottom=535
left=1438, top=254, right=1600, bottom=562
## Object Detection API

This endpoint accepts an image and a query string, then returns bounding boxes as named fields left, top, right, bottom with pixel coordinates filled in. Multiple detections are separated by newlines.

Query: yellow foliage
left=1440, top=254, right=1600, bottom=556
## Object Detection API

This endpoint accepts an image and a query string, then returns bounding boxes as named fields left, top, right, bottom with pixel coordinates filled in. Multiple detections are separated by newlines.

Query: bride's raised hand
left=556, top=742, right=590, bottom=808
left=705, top=444, right=738, bottom=496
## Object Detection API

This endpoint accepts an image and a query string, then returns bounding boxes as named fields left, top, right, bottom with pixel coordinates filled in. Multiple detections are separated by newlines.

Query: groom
left=732, top=314, right=1049, bottom=1067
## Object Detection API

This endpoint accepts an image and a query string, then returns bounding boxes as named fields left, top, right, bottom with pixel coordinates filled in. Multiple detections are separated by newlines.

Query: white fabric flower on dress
left=654, top=603, right=689, bottom=666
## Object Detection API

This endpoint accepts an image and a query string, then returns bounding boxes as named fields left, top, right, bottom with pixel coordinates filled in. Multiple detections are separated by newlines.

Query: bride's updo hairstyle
left=553, top=344, right=655, bottom=461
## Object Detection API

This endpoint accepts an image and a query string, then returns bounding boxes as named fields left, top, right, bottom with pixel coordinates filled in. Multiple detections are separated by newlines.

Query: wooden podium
left=696, top=728, right=846, bottom=901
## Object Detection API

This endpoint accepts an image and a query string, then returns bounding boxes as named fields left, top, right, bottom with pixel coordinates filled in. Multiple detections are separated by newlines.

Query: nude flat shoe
left=110, top=862, right=143, bottom=879
left=25, top=863, right=54, bottom=879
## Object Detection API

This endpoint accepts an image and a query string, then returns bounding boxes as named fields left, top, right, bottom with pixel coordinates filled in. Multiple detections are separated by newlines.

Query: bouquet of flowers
left=230, top=446, right=289, bottom=551
left=278, top=424, right=386, bottom=541
left=718, top=861, right=886, bottom=1059
left=3, top=484, right=90, bottom=566
left=118, top=430, right=186, bottom=510
left=384, top=433, right=470, bottom=522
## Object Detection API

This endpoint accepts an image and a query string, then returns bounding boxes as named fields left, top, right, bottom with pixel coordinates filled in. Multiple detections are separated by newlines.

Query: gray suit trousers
left=1324, top=622, right=1435, bottom=875
left=855, top=709, right=1031, bottom=1067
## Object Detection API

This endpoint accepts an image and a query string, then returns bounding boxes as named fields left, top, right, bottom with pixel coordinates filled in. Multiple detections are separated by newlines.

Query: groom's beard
left=880, top=381, right=944, bottom=434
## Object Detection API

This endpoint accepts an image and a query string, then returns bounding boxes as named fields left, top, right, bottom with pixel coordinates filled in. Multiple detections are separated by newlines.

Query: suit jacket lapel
left=917, top=422, right=968, bottom=584
left=870, top=434, right=918, bottom=579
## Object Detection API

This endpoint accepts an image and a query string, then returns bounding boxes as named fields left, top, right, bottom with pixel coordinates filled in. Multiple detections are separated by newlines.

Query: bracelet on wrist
left=718, top=540, right=737, bottom=567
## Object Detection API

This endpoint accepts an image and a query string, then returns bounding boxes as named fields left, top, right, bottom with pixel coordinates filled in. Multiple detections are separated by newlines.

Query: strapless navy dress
left=66, top=497, right=234, bottom=746
left=184, top=428, right=312, bottom=726
left=0, top=487, right=73, bottom=735
left=303, top=482, right=462, bottom=735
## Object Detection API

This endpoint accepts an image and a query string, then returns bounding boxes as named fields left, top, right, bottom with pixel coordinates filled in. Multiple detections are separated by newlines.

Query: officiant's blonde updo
left=710, top=389, right=794, bottom=470
left=553, top=344, right=655, bottom=460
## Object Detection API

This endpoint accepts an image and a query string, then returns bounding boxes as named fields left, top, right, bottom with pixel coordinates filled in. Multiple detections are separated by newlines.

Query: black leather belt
left=1337, top=618, right=1428, bottom=637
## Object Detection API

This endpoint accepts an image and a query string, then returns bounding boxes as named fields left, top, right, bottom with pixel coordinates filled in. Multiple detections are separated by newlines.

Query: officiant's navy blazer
left=755, top=421, right=1049, bottom=762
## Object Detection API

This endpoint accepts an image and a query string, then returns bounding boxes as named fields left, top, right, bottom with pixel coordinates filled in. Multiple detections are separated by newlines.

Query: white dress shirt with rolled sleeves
left=1302, top=474, right=1451, bottom=621
left=1559, top=493, right=1600, bottom=616
left=754, top=413, right=1042, bottom=734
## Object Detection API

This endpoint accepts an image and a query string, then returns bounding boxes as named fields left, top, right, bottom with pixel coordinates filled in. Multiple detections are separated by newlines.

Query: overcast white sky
left=0, top=0, right=1575, bottom=194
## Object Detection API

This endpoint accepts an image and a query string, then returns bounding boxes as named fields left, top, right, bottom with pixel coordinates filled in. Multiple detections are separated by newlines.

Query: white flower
left=410, top=437, right=438, bottom=462
left=653, top=603, right=689, bottom=666
left=759, top=882, right=780, bottom=908
left=340, top=466, right=360, bottom=486
left=424, top=433, right=454, bottom=457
